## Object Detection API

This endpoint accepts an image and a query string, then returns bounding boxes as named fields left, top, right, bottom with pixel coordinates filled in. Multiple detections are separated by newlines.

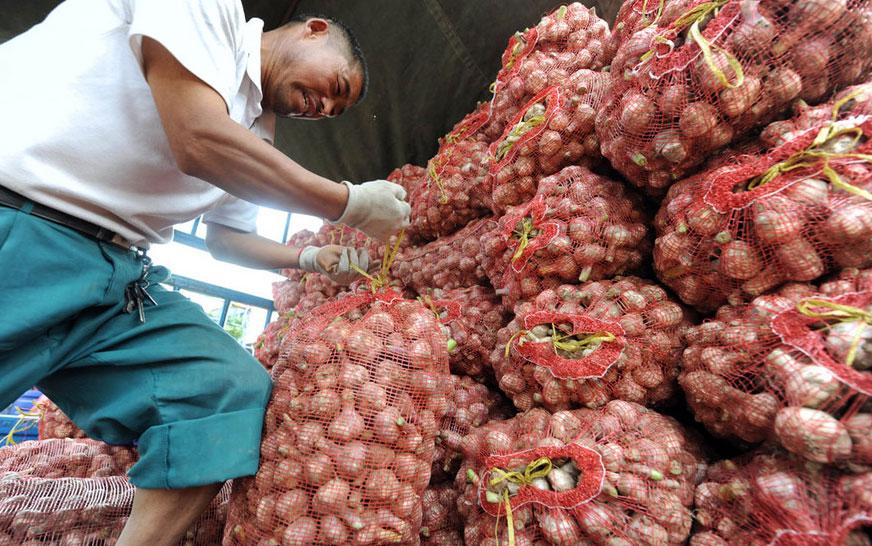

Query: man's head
left=261, top=14, right=367, bottom=120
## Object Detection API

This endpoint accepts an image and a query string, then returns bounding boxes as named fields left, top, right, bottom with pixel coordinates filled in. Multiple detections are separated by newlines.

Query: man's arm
left=205, top=223, right=302, bottom=270
left=140, top=37, right=348, bottom=220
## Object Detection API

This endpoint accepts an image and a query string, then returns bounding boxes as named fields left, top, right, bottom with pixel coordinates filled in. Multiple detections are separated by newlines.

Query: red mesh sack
left=456, top=402, right=706, bottom=546
left=691, top=450, right=872, bottom=546
left=0, top=474, right=230, bottom=546
left=488, top=3, right=612, bottom=139
left=598, top=0, right=872, bottom=196
left=272, top=273, right=343, bottom=316
left=386, top=163, right=427, bottom=196
left=391, top=216, right=497, bottom=292
left=481, top=165, right=652, bottom=306
left=402, top=103, right=493, bottom=243
left=489, top=75, right=612, bottom=215
left=654, top=104, right=872, bottom=312
left=820, top=267, right=872, bottom=298
left=760, top=83, right=872, bottom=149
left=491, top=277, right=689, bottom=412
left=223, top=287, right=451, bottom=546
left=419, top=284, right=512, bottom=380
left=0, top=439, right=137, bottom=478
left=35, top=396, right=87, bottom=440
left=420, top=484, right=463, bottom=546
left=431, top=374, right=513, bottom=484
left=681, top=274, right=872, bottom=466
left=255, top=313, right=293, bottom=371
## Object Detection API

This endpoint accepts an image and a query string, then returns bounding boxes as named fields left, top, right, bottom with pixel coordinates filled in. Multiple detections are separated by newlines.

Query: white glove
left=332, top=180, right=411, bottom=241
left=298, top=245, right=370, bottom=285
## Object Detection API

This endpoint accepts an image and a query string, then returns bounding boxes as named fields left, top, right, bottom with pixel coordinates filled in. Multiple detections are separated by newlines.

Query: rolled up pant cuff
left=128, top=407, right=265, bottom=489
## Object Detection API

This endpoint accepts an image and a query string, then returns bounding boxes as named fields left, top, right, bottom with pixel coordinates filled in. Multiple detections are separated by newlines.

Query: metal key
left=124, top=254, right=158, bottom=324
left=138, top=281, right=158, bottom=307
left=135, top=291, right=145, bottom=323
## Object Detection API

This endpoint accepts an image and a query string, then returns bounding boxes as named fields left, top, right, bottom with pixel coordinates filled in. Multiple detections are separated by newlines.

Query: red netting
left=488, top=3, right=612, bottom=140
left=223, top=288, right=451, bottom=546
left=456, top=402, right=705, bottom=546
left=681, top=273, right=872, bottom=466
left=420, top=484, right=463, bottom=546
left=272, top=273, right=343, bottom=316
left=821, top=267, right=872, bottom=298
left=489, top=75, right=612, bottom=215
left=431, top=374, right=513, bottom=484
left=0, top=439, right=137, bottom=478
left=760, top=83, right=872, bottom=149
left=419, top=284, right=512, bottom=380
left=598, top=0, right=872, bottom=196
left=481, top=165, right=652, bottom=306
left=654, top=96, right=872, bottom=312
left=491, top=277, right=689, bottom=412
left=0, top=474, right=230, bottom=546
left=387, top=163, right=427, bottom=197
left=400, top=103, right=493, bottom=243
left=690, top=449, right=872, bottom=546
left=35, top=396, right=88, bottom=441
left=255, top=313, right=293, bottom=371
left=391, top=217, right=498, bottom=292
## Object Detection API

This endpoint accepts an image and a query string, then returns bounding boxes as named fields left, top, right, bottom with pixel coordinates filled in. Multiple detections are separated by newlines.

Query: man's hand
left=298, top=245, right=369, bottom=285
left=333, top=180, right=411, bottom=241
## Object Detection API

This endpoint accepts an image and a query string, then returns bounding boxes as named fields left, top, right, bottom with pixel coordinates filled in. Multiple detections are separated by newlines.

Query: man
left=0, top=1, right=409, bottom=544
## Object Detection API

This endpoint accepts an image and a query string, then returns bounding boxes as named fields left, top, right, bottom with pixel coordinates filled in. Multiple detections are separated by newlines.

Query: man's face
left=267, top=21, right=364, bottom=120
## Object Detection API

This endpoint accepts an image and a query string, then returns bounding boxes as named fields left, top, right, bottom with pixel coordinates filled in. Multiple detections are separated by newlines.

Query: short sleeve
left=251, top=111, right=277, bottom=145
left=203, top=195, right=259, bottom=233
left=128, top=0, right=245, bottom=111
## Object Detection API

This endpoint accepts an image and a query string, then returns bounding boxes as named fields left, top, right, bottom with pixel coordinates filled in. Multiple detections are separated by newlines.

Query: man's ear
left=305, top=18, right=330, bottom=38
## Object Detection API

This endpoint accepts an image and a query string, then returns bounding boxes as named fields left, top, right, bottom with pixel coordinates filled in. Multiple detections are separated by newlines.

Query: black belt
left=0, top=185, right=135, bottom=249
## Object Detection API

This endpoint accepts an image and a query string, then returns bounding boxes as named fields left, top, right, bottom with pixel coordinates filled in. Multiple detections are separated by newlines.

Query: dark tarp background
left=0, top=1, right=622, bottom=182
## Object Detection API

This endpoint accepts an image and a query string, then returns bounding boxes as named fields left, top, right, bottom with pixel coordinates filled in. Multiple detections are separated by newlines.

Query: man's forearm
left=205, top=224, right=302, bottom=270
left=180, top=120, right=348, bottom=221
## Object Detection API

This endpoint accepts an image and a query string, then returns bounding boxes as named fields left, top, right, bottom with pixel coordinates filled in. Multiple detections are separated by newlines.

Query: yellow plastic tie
left=504, top=329, right=528, bottom=358
left=493, top=112, right=546, bottom=162
left=503, top=32, right=528, bottom=73
left=639, top=0, right=666, bottom=27
left=831, top=85, right=872, bottom=120
left=796, top=298, right=872, bottom=367
left=550, top=327, right=617, bottom=355
left=418, top=294, right=442, bottom=320
left=490, top=457, right=554, bottom=546
left=688, top=19, right=744, bottom=89
left=350, top=231, right=404, bottom=293
left=638, top=0, right=739, bottom=88
left=426, top=158, right=450, bottom=205
left=446, top=121, right=474, bottom=145
left=511, top=217, right=535, bottom=263
left=746, top=123, right=872, bottom=201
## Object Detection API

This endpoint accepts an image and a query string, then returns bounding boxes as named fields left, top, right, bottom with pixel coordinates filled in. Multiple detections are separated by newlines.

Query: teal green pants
left=0, top=205, right=272, bottom=489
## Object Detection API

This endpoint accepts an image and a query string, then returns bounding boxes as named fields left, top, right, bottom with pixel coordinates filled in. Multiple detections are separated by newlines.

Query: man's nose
left=321, top=97, right=344, bottom=118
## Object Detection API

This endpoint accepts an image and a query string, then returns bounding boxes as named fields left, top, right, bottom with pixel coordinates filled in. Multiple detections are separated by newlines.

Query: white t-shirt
left=0, top=0, right=274, bottom=246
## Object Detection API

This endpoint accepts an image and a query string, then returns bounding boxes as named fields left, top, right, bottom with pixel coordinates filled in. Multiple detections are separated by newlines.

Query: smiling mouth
left=302, top=91, right=319, bottom=118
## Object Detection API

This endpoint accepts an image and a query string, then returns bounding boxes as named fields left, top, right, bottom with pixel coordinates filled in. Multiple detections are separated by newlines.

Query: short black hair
left=286, top=13, right=369, bottom=102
